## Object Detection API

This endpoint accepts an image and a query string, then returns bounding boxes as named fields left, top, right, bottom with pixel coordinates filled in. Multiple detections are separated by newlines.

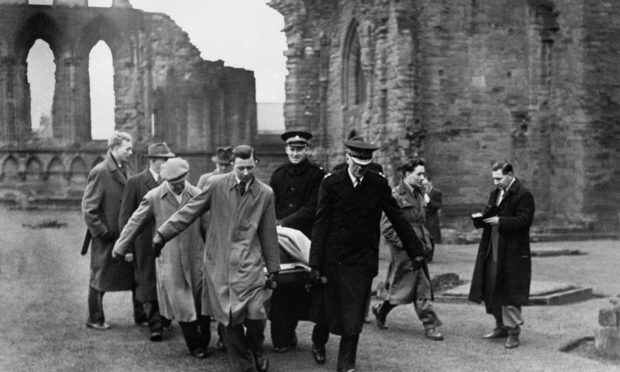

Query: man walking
left=423, top=177, right=442, bottom=256
left=118, top=142, right=174, bottom=341
left=82, top=131, right=143, bottom=329
left=373, top=158, right=443, bottom=340
left=268, top=130, right=328, bottom=357
left=114, top=158, right=211, bottom=358
left=468, top=161, right=535, bottom=349
left=310, top=139, right=426, bottom=372
left=153, top=145, right=279, bottom=372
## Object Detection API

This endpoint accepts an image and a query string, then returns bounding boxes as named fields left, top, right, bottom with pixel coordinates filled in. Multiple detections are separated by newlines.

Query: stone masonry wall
left=274, top=0, right=620, bottom=232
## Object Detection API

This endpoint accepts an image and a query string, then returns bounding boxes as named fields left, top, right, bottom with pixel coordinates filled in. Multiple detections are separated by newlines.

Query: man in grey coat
left=118, top=142, right=174, bottom=341
left=82, top=131, right=142, bottom=330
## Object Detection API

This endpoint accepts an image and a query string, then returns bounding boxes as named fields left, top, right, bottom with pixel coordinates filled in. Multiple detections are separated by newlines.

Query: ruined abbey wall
left=0, top=1, right=257, bottom=201
left=271, top=0, right=620, bottom=232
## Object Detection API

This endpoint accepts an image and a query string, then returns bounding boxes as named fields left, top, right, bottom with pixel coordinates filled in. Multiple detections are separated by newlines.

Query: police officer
left=268, top=130, right=328, bottom=356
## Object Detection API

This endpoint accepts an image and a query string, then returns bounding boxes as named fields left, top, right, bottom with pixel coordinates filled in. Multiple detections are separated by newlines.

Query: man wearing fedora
left=119, top=142, right=174, bottom=341
left=198, top=146, right=233, bottom=190
left=268, top=130, right=328, bottom=357
left=114, top=158, right=211, bottom=358
left=309, top=139, right=426, bottom=372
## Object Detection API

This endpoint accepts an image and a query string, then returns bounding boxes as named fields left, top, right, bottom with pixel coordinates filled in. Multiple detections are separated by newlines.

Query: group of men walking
left=81, top=129, right=534, bottom=371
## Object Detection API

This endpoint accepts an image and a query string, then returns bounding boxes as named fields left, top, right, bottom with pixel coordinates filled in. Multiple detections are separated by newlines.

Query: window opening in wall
left=89, top=40, right=115, bottom=140
left=27, top=39, right=55, bottom=138
left=343, top=20, right=366, bottom=106
left=89, top=0, right=113, bottom=7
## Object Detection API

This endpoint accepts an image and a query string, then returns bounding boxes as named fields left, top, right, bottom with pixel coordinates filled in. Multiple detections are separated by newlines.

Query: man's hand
left=483, top=216, right=499, bottom=226
left=111, top=250, right=123, bottom=260
left=152, top=233, right=166, bottom=257
left=100, top=231, right=117, bottom=242
left=265, top=272, right=279, bottom=289
left=124, top=253, right=134, bottom=263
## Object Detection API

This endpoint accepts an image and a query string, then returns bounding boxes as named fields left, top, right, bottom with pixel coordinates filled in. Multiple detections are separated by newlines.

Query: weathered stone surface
left=272, top=0, right=620, bottom=233
left=599, top=307, right=618, bottom=328
left=0, top=2, right=262, bottom=199
left=595, top=296, right=620, bottom=357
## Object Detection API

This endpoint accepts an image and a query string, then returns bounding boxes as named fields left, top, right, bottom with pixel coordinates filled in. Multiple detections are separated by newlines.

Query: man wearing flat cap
left=118, top=142, right=174, bottom=341
left=309, top=139, right=427, bottom=372
left=114, top=158, right=211, bottom=359
left=197, top=146, right=233, bottom=190
left=268, top=130, right=328, bottom=357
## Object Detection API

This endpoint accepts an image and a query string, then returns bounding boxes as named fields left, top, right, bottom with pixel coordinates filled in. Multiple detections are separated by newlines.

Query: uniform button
left=290, top=187, right=295, bottom=191
left=289, top=203, right=294, bottom=207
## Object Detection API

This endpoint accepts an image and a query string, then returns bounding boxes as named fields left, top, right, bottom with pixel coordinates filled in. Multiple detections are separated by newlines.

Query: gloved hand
left=100, top=231, right=118, bottom=242
left=124, top=253, right=134, bottom=263
left=152, top=233, right=166, bottom=257
left=265, top=271, right=279, bottom=289
left=111, top=250, right=123, bottom=260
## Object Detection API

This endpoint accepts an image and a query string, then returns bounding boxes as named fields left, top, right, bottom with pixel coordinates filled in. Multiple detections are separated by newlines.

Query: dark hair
left=491, top=161, right=513, bottom=174
left=400, top=158, right=425, bottom=176
left=232, top=145, right=258, bottom=162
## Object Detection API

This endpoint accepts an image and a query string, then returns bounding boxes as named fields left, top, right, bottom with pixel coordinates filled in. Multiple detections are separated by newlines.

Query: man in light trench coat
left=153, top=145, right=280, bottom=372
left=113, top=158, right=211, bottom=358
left=81, top=131, right=144, bottom=329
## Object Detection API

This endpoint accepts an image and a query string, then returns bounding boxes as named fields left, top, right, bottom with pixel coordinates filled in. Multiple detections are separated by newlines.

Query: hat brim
left=211, top=155, right=232, bottom=164
left=350, top=156, right=372, bottom=166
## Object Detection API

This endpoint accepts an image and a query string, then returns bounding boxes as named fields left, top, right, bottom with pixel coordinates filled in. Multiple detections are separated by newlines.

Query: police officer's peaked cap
left=281, top=130, right=312, bottom=147
left=160, top=157, right=189, bottom=183
left=344, top=139, right=379, bottom=165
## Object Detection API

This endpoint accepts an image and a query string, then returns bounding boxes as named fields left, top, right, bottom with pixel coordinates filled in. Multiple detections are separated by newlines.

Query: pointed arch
left=14, top=13, right=62, bottom=62
left=2, top=156, right=19, bottom=182
left=69, top=156, right=88, bottom=184
left=46, top=156, right=65, bottom=183
left=342, top=19, right=365, bottom=106
left=27, top=39, right=55, bottom=135
left=75, top=15, right=124, bottom=58
left=25, top=156, right=42, bottom=182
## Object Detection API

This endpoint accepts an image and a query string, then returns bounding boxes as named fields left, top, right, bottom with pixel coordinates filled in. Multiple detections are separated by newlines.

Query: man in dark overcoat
left=82, top=131, right=142, bottom=329
left=468, top=161, right=535, bottom=349
left=118, top=142, right=174, bottom=340
left=310, top=139, right=426, bottom=372
left=268, top=130, right=327, bottom=357
left=423, top=177, right=442, bottom=247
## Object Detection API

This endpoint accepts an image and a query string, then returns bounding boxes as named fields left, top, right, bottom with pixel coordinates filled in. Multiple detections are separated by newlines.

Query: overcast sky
left=27, top=0, right=286, bottom=137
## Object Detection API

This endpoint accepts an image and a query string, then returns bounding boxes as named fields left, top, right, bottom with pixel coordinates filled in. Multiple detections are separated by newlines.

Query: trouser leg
left=378, top=300, right=397, bottom=320
left=179, top=321, right=204, bottom=353
left=501, top=306, right=523, bottom=329
left=142, top=301, right=163, bottom=332
left=336, top=335, right=359, bottom=371
left=222, top=323, right=257, bottom=372
left=311, top=321, right=330, bottom=347
left=193, top=287, right=211, bottom=348
left=491, top=302, right=504, bottom=329
left=245, top=319, right=266, bottom=357
left=87, top=286, right=105, bottom=324
left=414, top=299, right=442, bottom=330
left=132, top=288, right=146, bottom=323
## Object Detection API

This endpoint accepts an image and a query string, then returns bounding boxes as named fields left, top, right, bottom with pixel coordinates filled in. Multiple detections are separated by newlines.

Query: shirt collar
left=347, top=168, right=363, bottom=185
left=504, top=177, right=516, bottom=192
left=148, top=167, right=159, bottom=182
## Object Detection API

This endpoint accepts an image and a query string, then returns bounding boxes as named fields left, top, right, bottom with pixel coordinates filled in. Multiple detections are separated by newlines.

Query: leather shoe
left=312, top=344, right=326, bottom=364
left=255, top=353, right=269, bottom=372
left=425, top=328, right=444, bottom=341
left=150, top=330, right=162, bottom=342
left=216, top=337, right=226, bottom=351
left=273, top=345, right=289, bottom=353
left=371, top=304, right=387, bottom=329
left=505, top=334, right=519, bottom=348
left=86, top=322, right=110, bottom=330
left=190, top=348, right=209, bottom=359
left=482, top=328, right=508, bottom=339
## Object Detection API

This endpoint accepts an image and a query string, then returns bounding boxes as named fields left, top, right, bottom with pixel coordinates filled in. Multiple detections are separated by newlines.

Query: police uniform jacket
left=310, top=168, right=425, bottom=336
left=269, top=158, right=324, bottom=238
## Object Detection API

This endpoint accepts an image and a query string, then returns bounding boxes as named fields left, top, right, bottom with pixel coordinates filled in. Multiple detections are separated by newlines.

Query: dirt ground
left=0, top=206, right=618, bottom=372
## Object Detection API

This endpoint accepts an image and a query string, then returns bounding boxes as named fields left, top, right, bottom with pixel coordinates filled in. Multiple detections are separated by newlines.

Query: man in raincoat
left=153, top=145, right=280, bottom=372
left=113, top=158, right=210, bottom=358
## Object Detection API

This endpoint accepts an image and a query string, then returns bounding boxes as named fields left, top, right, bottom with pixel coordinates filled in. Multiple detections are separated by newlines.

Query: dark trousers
left=221, top=319, right=266, bottom=372
left=142, top=301, right=163, bottom=332
left=87, top=285, right=144, bottom=324
left=179, top=315, right=211, bottom=353
left=337, top=335, right=359, bottom=371
left=311, top=321, right=330, bottom=347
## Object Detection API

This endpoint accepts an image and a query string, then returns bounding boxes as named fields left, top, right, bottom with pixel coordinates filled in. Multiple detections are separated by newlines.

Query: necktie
left=354, top=177, right=361, bottom=188
left=239, top=181, right=246, bottom=196
left=156, top=175, right=162, bottom=185
left=496, top=189, right=505, bottom=206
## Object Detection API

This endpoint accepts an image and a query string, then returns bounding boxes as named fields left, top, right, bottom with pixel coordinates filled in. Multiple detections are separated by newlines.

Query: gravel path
left=0, top=206, right=617, bottom=371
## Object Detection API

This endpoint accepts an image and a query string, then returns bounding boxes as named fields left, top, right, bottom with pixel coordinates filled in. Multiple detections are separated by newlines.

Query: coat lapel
left=142, top=169, right=158, bottom=189
left=105, top=152, right=127, bottom=186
